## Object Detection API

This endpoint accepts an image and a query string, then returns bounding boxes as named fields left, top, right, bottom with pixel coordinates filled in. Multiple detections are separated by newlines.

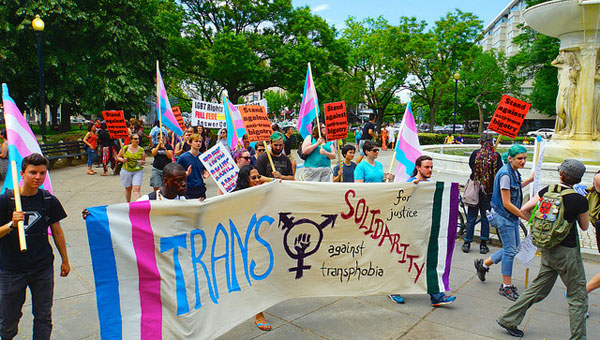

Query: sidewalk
left=9, top=152, right=600, bottom=339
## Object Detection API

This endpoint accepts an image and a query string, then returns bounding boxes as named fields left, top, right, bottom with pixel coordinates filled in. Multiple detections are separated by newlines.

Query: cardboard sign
left=191, top=99, right=268, bottom=129
left=487, top=95, right=531, bottom=138
left=199, top=143, right=239, bottom=193
left=172, top=106, right=185, bottom=129
left=239, top=105, right=273, bottom=142
left=324, top=101, right=348, bottom=141
left=101, top=110, right=129, bottom=139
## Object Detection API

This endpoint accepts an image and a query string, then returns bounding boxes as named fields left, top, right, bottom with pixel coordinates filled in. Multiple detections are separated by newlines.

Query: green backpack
left=530, top=184, right=577, bottom=249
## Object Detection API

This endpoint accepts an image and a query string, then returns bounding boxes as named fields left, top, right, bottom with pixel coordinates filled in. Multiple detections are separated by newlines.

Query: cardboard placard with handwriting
left=487, top=95, right=531, bottom=139
left=239, top=105, right=273, bottom=142
left=324, top=101, right=348, bottom=141
left=101, top=110, right=129, bottom=139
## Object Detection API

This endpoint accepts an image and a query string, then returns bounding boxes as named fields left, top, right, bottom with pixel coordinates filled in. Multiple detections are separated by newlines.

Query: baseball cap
left=558, top=159, right=586, bottom=180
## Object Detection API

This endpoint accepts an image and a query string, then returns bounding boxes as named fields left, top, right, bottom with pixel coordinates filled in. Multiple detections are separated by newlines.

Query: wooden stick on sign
left=10, top=161, right=27, bottom=252
left=157, top=60, right=163, bottom=141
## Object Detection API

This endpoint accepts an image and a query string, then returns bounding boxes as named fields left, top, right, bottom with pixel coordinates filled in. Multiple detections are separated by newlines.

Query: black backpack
left=5, top=189, right=53, bottom=234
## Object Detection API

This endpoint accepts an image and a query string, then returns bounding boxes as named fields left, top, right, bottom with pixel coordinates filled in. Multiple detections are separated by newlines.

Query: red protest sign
left=239, top=105, right=273, bottom=142
left=324, top=101, right=348, bottom=141
left=101, top=110, right=129, bottom=139
left=487, top=95, right=531, bottom=139
left=172, top=106, right=185, bottom=129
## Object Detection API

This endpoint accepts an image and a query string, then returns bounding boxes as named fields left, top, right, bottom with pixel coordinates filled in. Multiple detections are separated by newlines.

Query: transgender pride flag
left=296, top=64, right=319, bottom=139
left=223, top=95, right=246, bottom=150
left=156, top=63, right=184, bottom=137
left=394, top=102, right=422, bottom=182
left=1, top=83, right=53, bottom=193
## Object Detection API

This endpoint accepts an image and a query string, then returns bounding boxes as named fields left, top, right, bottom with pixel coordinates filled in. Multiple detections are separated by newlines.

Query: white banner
left=85, top=181, right=459, bottom=339
left=530, top=136, right=546, bottom=198
left=191, top=99, right=268, bottom=128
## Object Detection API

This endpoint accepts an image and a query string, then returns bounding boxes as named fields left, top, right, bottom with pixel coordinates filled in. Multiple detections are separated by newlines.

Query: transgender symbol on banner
left=278, top=213, right=337, bottom=279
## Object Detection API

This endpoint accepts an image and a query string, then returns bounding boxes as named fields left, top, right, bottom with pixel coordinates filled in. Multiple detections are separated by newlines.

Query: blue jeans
left=490, top=213, right=520, bottom=276
left=430, top=292, right=446, bottom=303
left=0, top=265, right=54, bottom=340
left=86, top=147, right=96, bottom=167
left=464, top=193, right=491, bottom=242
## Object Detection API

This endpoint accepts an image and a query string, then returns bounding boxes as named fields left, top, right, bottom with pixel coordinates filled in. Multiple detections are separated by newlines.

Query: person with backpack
left=474, top=145, right=534, bottom=301
left=356, top=114, right=377, bottom=164
left=462, top=135, right=503, bottom=254
left=496, top=159, right=589, bottom=338
left=139, top=163, right=187, bottom=201
left=0, top=153, right=70, bottom=340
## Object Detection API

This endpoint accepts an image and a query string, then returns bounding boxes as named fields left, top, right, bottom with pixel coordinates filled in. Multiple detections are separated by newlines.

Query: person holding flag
left=301, top=124, right=336, bottom=182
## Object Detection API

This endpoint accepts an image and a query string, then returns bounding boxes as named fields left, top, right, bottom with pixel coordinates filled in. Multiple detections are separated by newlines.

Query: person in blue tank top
left=354, top=141, right=391, bottom=183
left=388, top=155, right=456, bottom=307
left=301, top=124, right=336, bottom=182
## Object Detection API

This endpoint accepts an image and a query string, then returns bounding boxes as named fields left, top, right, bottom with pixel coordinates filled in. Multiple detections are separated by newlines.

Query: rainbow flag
left=222, top=95, right=246, bottom=150
left=296, top=64, right=319, bottom=139
left=1, top=84, right=53, bottom=193
left=156, top=64, right=184, bottom=137
left=394, top=102, right=422, bottom=182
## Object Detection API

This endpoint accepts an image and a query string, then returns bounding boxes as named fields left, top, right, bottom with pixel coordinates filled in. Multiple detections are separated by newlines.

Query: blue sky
left=291, top=0, right=510, bottom=30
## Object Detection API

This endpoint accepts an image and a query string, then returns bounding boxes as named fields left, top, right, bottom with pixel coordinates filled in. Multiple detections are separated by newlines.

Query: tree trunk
left=49, top=103, right=58, bottom=130
left=60, top=103, right=72, bottom=133
left=474, top=93, right=487, bottom=134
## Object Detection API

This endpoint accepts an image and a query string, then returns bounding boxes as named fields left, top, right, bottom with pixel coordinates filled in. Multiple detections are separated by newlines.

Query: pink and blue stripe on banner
left=156, top=66, right=184, bottom=137
left=223, top=95, right=246, bottom=150
left=1, top=83, right=53, bottom=193
left=296, top=65, right=319, bottom=139
left=85, top=202, right=162, bottom=339
left=394, top=102, right=422, bottom=182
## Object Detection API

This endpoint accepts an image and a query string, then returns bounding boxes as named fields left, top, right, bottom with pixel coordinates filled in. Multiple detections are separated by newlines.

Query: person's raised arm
left=520, top=193, right=540, bottom=220
left=302, top=135, right=322, bottom=155
left=501, top=189, right=528, bottom=220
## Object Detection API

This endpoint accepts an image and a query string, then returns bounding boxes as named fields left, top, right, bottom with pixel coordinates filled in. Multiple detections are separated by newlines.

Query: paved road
left=9, top=151, right=600, bottom=339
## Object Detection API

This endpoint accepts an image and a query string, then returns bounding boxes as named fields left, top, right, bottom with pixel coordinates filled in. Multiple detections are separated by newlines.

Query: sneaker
left=461, top=241, right=471, bottom=253
left=432, top=295, right=456, bottom=307
left=497, top=320, right=524, bottom=337
left=474, top=259, right=489, bottom=282
left=480, top=241, right=489, bottom=254
left=388, top=294, right=405, bottom=304
left=499, top=285, right=519, bottom=301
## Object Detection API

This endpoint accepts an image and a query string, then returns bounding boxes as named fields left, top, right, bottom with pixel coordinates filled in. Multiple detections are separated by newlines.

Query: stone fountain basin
left=523, top=0, right=600, bottom=49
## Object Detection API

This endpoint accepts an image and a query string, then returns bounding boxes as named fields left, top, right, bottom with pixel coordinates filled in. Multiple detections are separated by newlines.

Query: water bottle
left=486, top=210, right=498, bottom=228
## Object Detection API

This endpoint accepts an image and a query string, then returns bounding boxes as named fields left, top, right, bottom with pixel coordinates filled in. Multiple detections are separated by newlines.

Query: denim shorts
left=120, top=169, right=143, bottom=187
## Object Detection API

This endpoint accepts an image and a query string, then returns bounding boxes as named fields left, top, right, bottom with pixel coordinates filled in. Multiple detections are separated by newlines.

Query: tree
left=342, top=17, right=409, bottom=130
left=398, top=10, right=482, bottom=132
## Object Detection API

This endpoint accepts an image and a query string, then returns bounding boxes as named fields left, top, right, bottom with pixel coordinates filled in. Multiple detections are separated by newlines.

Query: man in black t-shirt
left=357, top=114, right=377, bottom=164
left=0, top=153, right=69, bottom=340
left=150, top=136, right=174, bottom=190
left=255, top=132, right=294, bottom=180
left=498, top=159, right=589, bottom=339
left=283, top=126, right=297, bottom=175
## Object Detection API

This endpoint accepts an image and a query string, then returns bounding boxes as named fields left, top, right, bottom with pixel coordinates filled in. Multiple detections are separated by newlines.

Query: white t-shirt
left=138, top=191, right=186, bottom=201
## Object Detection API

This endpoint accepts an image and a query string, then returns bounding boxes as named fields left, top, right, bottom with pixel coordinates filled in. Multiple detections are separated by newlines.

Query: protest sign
left=324, top=101, right=348, bottom=141
left=101, top=110, right=129, bottom=139
left=239, top=105, right=273, bottom=142
left=516, top=233, right=536, bottom=268
left=530, top=135, right=546, bottom=198
left=487, top=95, right=531, bottom=138
left=191, top=99, right=268, bottom=129
left=172, top=106, right=185, bottom=130
left=84, top=181, right=458, bottom=340
left=199, top=143, right=239, bottom=193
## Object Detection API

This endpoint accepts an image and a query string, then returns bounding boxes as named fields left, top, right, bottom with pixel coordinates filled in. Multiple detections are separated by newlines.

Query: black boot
left=480, top=240, right=489, bottom=254
left=461, top=241, right=470, bottom=253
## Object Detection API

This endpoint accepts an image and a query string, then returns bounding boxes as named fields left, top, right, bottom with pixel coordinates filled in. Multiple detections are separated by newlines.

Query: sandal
left=255, top=322, right=271, bottom=331
left=101, top=173, right=108, bottom=176
left=87, top=171, right=95, bottom=175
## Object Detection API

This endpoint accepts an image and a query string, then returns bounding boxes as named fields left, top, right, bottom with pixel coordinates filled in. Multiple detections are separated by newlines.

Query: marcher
left=217, top=128, right=230, bottom=153
left=139, top=163, right=187, bottom=201
left=175, top=127, right=194, bottom=157
left=354, top=141, right=389, bottom=183
left=241, top=134, right=256, bottom=164
left=475, top=145, right=534, bottom=301
left=232, top=164, right=271, bottom=331
left=388, top=155, right=456, bottom=306
left=97, top=123, right=116, bottom=176
left=357, top=114, right=376, bottom=164
left=149, top=120, right=168, bottom=147
left=0, top=130, right=8, bottom=180
left=233, top=148, right=252, bottom=169
left=255, top=142, right=266, bottom=160
left=149, top=136, right=173, bottom=191
left=333, top=144, right=357, bottom=183
left=116, top=134, right=145, bottom=202
left=381, top=127, right=388, bottom=150
left=0, top=153, right=70, bottom=340
left=386, top=123, right=396, bottom=149
left=83, top=123, right=98, bottom=175
left=283, top=126, right=297, bottom=175
left=256, top=132, right=294, bottom=181
left=497, top=159, right=589, bottom=339
left=176, top=134, right=209, bottom=199
left=301, top=124, right=336, bottom=182
left=462, top=135, right=503, bottom=254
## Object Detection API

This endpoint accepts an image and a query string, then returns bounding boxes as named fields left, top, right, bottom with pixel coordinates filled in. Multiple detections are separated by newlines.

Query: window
left=507, top=30, right=514, bottom=40
left=493, top=41, right=501, bottom=49
left=508, top=16, right=514, bottom=25
left=507, top=45, right=514, bottom=53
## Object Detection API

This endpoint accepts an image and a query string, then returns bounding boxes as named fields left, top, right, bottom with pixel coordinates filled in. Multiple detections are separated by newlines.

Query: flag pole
left=308, top=63, right=323, bottom=141
left=10, top=161, right=27, bottom=252
left=157, top=60, right=163, bottom=142
left=386, top=128, right=400, bottom=183
left=337, top=139, right=343, bottom=182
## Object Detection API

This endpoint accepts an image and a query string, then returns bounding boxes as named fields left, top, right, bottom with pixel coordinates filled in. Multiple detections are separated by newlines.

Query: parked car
left=417, top=123, right=430, bottom=132
left=527, top=128, right=554, bottom=138
left=483, top=129, right=499, bottom=136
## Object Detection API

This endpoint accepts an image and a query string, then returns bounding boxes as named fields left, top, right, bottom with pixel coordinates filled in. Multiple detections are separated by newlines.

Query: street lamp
left=452, top=72, right=460, bottom=134
left=32, top=14, right=46, bottom=143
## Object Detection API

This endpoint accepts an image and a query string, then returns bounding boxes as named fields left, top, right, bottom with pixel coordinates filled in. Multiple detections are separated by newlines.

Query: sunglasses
left=242, top=156, right=252, bottom=160
left=370, top=149, right=379, bottom=153
left=131, top=138, right=139, bottom=140
left=250, top=175, right=262, bottom=180
left=257, top=149, right=266, bottom=152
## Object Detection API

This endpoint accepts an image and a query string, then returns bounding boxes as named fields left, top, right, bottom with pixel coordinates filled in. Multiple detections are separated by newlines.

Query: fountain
left=523, top=0, right=600, bottom=160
